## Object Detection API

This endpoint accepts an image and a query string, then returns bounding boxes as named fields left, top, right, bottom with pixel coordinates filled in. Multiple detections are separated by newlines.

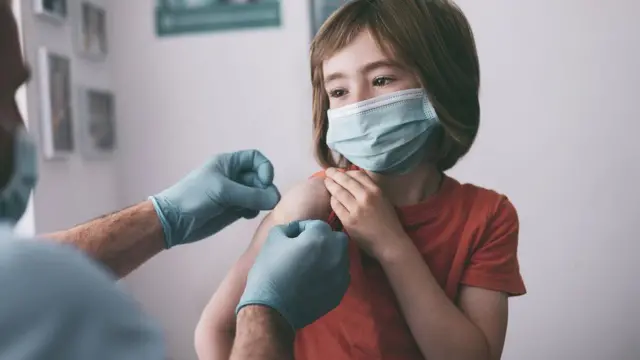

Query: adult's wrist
left=237, top=288, right=297, bottom=331
left=139, top=199, right=166, bottom=243
left=147, top=196, right=173, bottom=248
left=231, top=305, right=295, bottom=360
left=236, top=305, right=295, bottom=342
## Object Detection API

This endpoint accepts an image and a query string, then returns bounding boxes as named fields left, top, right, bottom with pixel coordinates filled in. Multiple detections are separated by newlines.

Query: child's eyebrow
left=359, top=60, right=402, bottom=74
left=324, top=59, right=402, bottom=84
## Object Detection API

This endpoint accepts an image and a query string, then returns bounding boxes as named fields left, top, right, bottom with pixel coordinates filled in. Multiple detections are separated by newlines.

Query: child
left=195, top=1, right=526, bottom=359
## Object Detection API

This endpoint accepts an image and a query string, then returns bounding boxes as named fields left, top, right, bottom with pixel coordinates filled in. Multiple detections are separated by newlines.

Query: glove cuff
left=148, top=196, right=172, bottom=249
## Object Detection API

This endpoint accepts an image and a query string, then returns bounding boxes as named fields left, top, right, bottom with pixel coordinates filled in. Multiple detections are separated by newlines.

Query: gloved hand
left=150, top=150, right=281, bottom=248
left=236, top=220, right=350, bottom=330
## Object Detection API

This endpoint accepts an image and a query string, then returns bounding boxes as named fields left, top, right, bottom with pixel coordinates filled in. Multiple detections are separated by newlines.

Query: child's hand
left=324, top=168, right=411, bottom=259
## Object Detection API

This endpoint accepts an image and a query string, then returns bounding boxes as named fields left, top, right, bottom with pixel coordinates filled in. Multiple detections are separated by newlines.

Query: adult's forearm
left=230, top=306, right=294, bottom=360
left=380, top=239, right=490, bottom=360
left=45, top=200, right=165, bottom=278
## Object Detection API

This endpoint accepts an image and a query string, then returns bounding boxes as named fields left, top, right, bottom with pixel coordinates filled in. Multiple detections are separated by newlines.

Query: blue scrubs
left=0, top=225, right=165, bottom=360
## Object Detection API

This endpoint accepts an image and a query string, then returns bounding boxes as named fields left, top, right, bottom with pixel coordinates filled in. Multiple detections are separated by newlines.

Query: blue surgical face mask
left=326, top=88, right=440, bottom=174
left=0, top=126, right=38, bottom=224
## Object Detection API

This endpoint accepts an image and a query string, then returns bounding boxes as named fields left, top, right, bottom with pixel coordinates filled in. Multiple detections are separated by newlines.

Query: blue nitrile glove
left=236, top=220, right=350, bottom=330
left=149, top=150, right=281, bottom=248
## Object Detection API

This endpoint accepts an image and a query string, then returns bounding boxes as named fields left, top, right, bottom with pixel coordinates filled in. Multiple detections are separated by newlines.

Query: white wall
left=20, top=0, right=121, bottom=233
left=451, top=1, right=640, bottom=359
left=108, top=0, right=640, bottom=359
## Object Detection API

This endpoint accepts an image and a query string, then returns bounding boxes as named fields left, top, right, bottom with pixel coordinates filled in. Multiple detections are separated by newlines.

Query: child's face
left=322, top=29, right=420, bottom=110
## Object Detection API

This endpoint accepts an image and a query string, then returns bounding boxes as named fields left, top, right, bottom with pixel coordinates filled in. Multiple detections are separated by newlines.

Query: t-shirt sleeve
left=310, top=168, right=351, bottom=180
left=460, top=197, right=526, bottom=296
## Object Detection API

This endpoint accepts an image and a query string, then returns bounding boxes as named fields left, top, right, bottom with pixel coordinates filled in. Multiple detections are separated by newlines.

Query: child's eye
left=373, top=76, right=394, bottom=87
left=329, top=88, right=347, bottom=98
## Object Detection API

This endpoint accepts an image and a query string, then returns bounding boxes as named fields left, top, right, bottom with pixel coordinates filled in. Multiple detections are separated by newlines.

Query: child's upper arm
left=247, top=176, right=333, bottom=253
left=196, top=177, right=332, bottom=332
left=457, top=197, right=525, bottom=359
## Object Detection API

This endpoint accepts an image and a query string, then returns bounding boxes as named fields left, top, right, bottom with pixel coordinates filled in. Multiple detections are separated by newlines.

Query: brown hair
left=310, top=0, right=480, bottom=171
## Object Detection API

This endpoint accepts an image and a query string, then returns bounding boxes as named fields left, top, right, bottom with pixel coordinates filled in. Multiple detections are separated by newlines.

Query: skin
left=230, top=306, right=294, bottom=360
left=197, top=29, right=510, bottom=360
left=0, top=2, right=296, bottom=358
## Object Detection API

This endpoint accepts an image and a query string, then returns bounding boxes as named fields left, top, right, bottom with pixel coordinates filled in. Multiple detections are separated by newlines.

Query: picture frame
left=76, top=1, right=108, bottom=60
left=77, top=87, right=116, bottom=159
left=33, top=0, right=68, bottom=23
left=37, top=47, right=74, bottom=159
left=155, top=0, right=281, bottom=37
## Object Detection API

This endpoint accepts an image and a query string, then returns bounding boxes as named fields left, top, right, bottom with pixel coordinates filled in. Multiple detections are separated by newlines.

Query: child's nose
left=350, top=82, right=374, bottom=104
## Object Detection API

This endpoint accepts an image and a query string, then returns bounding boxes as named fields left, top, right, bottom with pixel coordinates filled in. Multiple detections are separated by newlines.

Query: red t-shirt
left=295, top=170, right=526, bottom=360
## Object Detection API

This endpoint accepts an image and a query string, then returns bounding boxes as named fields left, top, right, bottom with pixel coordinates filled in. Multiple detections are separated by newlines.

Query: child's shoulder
left=446, top=176, right=518, bottom=222
left=275, top=176, right=332, bottom=223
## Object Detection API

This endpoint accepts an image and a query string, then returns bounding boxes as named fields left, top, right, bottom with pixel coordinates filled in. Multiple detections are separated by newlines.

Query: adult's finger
left=223, top=181, right=281, bottom=211
left=298, top=219, right=332, bottom=234
left=228, top=150, right=275, bottom=186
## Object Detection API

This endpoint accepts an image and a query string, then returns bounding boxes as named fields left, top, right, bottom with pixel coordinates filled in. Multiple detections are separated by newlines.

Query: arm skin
left=44, top=200, right=165, bottom=279
left=229, top=306, right=295, bottom=360
left=194, top=177, right=331, bottom=360
left=380, top=238, right=508, bottom=360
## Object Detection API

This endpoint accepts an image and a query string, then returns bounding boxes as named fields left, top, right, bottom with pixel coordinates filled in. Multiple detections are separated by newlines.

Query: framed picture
left=33, top=0, right=68, bottom=22
left=310, top=0, right=348, bottom=37
left=37, top=48, right=74, bottom=159
left=155, top=0, right=281, bottom=36
left=77, top=2, right=108, bottom=60
left=77, top=88, right=116, bottom=159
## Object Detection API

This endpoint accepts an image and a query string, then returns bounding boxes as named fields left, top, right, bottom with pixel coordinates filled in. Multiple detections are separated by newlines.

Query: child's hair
left=310, top=0, right=480, bottom=172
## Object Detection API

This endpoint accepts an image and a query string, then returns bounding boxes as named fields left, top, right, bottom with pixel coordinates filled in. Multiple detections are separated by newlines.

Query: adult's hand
left=150, top=150, right=281, bottom=248
left=237, top=220, right=350, bottom=330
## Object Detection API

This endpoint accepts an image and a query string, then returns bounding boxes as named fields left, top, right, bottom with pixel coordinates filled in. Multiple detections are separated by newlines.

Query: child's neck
left=366, top=164, right=442, bottom=207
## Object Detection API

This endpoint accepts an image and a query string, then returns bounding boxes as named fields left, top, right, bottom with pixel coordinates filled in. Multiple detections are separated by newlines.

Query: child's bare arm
left=194, top=177, right=331, bottom=360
